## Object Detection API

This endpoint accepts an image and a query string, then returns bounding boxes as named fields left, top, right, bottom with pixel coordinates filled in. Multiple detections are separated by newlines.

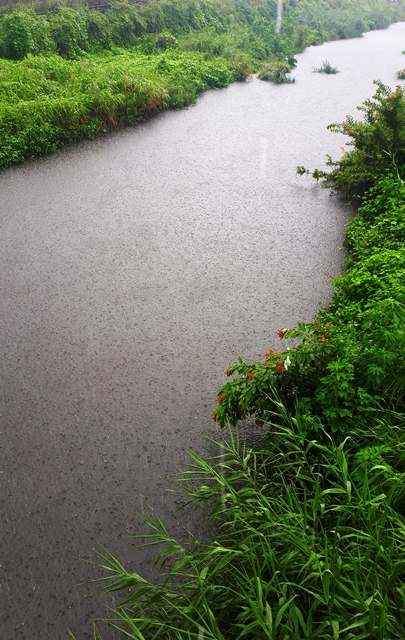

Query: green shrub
left=300, top=82, right=405, bottom=196
left=2, top=11, right=33, bottom=59
left=49, top=7, right=89, bottom=58
left=0, top=50, right=235, bottom=168
left=258, top=60, right=294, bottom=83
left=313, top=60, right=339, bottom=74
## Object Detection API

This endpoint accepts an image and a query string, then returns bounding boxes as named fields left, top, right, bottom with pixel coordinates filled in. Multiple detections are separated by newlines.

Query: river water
left=1, top=22, right=404, bottom=639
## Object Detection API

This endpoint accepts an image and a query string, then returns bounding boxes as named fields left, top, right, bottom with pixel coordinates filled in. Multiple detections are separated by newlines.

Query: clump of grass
left=397, top=69, right=405, bottom=80
left=95, top=403, right=405, bottom=639
left=258, top=61, right=295, bottom=84
left=313, top=60, right=339, bottom=74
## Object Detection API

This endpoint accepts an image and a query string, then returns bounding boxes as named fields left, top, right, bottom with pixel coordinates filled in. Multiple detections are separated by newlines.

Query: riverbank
left=2, top=24, right=405, bottom=640
left=0, top=50, right=238, bottom=169
left=94, top=83, right=405, bottom=639
left=0, top=0, right=404, bottom=169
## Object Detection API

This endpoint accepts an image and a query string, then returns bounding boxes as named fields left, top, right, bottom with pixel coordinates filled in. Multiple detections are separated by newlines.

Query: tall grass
left=0, top=49, right=236, bottom=168
left=95, top=401, right=405, bottom=638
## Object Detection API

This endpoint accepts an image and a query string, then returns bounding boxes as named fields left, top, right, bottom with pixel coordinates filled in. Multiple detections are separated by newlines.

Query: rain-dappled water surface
left=1, top=22, right=405, bottom=639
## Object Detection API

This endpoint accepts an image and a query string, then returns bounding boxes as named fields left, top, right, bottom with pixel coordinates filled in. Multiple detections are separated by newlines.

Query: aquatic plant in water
left=258, top=61, right=295, bottom=84
left=313, top=60, right=339, bottom=74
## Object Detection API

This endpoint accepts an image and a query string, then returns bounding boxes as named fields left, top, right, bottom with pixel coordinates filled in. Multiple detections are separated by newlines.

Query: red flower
left=264, top=350, right=273, bottom=358
left=247, top=372, right=255, bottom=380
left=218, top=394, right=226, bottom=403
left=320, top=334, right=327, bottom=344
left=275, top=361, right=284, bottom=374
left=225, top=369, right=231, bottom=377
left=211, top=412, right=217, bottom=421
left=278, top=328, right=286, bottom=339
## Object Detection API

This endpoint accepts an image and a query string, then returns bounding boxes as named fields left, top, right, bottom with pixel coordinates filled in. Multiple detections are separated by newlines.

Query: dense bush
left=0, top=50, right=237, bottom=169
left=258, top=60, right=294, bottom=83
left=298, top=82, right=405, bottom=196
left=0, top=0, right=403, bottom=62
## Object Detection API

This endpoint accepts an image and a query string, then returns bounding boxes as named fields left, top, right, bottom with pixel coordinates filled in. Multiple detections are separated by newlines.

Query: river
left=1, top=21, right=405, bottom=639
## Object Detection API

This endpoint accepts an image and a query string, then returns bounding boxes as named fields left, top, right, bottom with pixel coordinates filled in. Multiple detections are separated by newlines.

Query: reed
left=95, top=403, right=405, bottom=638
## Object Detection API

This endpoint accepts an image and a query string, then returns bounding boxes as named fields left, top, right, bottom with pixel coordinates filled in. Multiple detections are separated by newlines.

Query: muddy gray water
left=1, top=22, right=405, bottom=639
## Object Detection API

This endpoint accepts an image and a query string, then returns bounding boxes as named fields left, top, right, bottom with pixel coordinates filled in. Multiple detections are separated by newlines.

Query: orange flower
left=211, top=412, right=217, bottom=421
left=225, top=368, right=231, bottom=377
left=264, top=350, right=273, bottom=358
left=275, top=361, right=284, bottom=374
left=247, top=372, right=256, bottom=380
left=278, top=328, right=286, bottom=339
left=320, top=334, right=327, bottom=344
left=218, top=394, right=226, bottom=403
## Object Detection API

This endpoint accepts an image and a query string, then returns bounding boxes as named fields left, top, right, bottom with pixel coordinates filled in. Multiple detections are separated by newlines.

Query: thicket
left=91, top=85, right=405, bottom=638
left=258, top=60, right=294, bottom=83
left=0, top=0, right=404, bottom=169
left=0, top=50, right=239, bottom=168
left=0, top=0, right=403, bottom=60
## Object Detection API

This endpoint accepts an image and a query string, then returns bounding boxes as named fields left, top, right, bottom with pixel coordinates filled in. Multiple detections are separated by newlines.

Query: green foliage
left=0, top=0, right=402, bottom=168
left=96, top=411, right=405, bottom=639
left=313, top=60, right=339, bottom=74
left=304, top=82, right=405, bottom=196
left=0, top=50, right=235, bottom=168
left=258, top=60, right=294, bottom=83
left=0, top=0, right=402, bottom=64
left=0, top=10, right=53, bottom=59
left=48, top=7, right=89, bottom=58
left=2, top=11, right=32, bottom=59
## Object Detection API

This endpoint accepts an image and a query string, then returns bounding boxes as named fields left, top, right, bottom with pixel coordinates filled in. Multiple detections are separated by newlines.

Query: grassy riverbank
left=0, top=0, right=404, bottom=169
left=0, top=50, right=237, bottom=168
left=94, top=84, right=405, bottom=638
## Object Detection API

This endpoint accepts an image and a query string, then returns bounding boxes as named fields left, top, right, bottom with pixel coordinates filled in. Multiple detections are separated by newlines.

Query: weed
left=313, top=60, right=339, bottom=74
left=258, top=61, right=295, bottom=84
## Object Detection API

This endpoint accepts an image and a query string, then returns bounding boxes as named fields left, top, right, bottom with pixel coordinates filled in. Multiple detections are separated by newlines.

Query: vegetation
left=0, top=0, right=404, bottom=168
left=313, top=59, right=339, bottom=74
left=258, top=60, right=294, bottom=83
left=0, top=50, right=238, bottom=168
left=91, top=83, right=405, bottom=638
left=397, top=69, right=405, bottom=80
left=97, top=415, right=405, bottom=639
